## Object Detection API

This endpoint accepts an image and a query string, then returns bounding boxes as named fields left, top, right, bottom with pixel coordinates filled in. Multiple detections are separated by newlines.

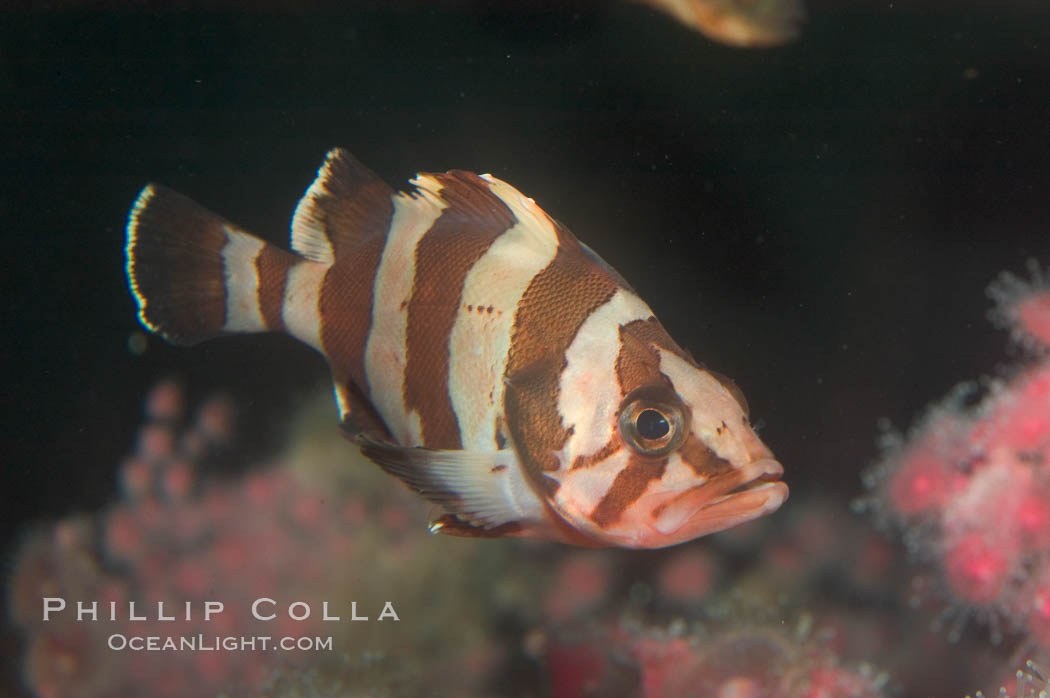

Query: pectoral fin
left=353, top=435, right=543, bottom=531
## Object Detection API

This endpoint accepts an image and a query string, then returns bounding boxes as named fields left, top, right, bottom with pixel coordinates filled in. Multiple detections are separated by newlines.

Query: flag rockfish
left=126, top=149, right=787, bottom=548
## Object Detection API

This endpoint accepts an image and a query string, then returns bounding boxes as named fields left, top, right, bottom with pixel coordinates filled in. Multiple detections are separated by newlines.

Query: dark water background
left=3, top=1, right=1049, bottom=695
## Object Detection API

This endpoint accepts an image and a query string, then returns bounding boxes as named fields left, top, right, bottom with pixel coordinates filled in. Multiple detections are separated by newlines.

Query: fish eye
left=618, top=386, right=687, bottom=457
left=636, top=409, right=669, bottom=440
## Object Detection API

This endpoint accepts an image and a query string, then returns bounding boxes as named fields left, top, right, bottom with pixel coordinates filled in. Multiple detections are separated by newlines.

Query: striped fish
left=126, top=148, right=787, bottom=548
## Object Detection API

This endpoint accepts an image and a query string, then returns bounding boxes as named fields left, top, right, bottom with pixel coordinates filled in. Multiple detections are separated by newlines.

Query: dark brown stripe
left=571, top=439, right=621, bottom=470
left=679, top=433, right=733, bottom=478
left=320, top=238, right=388, bottom=397
left=255, top=246, right=293, bottom=331
left=504, top=235, right=624, bottom=477
left=616, top=318, right=695, bottom=395
left=590, top=455, right=667, bottom=528
left=403, top=171, right=516, bottom=450
left=615, top=319, right=663, bottom=395
left=315, top=158, right=395, bottom=415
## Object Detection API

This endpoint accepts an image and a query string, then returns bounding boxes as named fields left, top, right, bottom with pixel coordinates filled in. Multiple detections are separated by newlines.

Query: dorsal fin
left=474, top=173, right=570, bottom=256
left=290, top=148, right=395, bottom=264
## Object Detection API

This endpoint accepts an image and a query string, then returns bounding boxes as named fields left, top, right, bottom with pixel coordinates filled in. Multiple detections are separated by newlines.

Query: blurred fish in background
left=634, top=0, right=805, bottom=46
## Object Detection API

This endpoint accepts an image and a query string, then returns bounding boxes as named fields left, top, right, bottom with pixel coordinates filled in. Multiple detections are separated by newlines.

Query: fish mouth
left=647, top=458, right=788, bottom=542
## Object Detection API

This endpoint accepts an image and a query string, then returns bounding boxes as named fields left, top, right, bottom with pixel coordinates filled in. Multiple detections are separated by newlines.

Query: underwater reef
left=7, top=262, right=1050, bottom=697
left=862, top=262, right=1050, bottom=697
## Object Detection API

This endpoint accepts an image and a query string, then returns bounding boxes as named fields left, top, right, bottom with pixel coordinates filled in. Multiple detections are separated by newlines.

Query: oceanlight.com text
left=107, top=633, right=334, bottom=652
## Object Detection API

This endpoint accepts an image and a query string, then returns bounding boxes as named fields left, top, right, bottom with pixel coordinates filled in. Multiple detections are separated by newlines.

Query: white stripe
left=657, top=348, right=760, bottom=464
left=125, top=185, right=156, bottom=331
left=555, top=288, right=654, bottom=470
left=659, top=454, right=707, bottom=490
left=281, top=260, right=328, bottom=352
left=447, top=179, right=561, bottom=451
left=364, top=176, right=448, bottom=446
left=221, top=227, right=267, bottom=333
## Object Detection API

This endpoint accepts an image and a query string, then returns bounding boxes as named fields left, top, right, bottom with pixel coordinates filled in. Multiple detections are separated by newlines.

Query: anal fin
left=428, top=515, right=524, bottom=538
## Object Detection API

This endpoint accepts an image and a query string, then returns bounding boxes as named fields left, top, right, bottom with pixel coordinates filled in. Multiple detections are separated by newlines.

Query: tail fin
left=126, top=184, right=300, bottom=346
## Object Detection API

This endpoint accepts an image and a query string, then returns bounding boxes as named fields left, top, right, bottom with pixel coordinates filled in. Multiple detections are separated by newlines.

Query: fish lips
left=646, top=458, right=788, bottom=543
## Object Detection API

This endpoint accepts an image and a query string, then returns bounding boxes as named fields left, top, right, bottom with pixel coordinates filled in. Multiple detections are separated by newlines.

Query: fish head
left=542, top=320, right=788, bottom=549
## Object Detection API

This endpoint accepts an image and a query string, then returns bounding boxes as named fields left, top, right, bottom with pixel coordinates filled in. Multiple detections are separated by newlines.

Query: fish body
left=126, top=149, right=787, bottom=548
